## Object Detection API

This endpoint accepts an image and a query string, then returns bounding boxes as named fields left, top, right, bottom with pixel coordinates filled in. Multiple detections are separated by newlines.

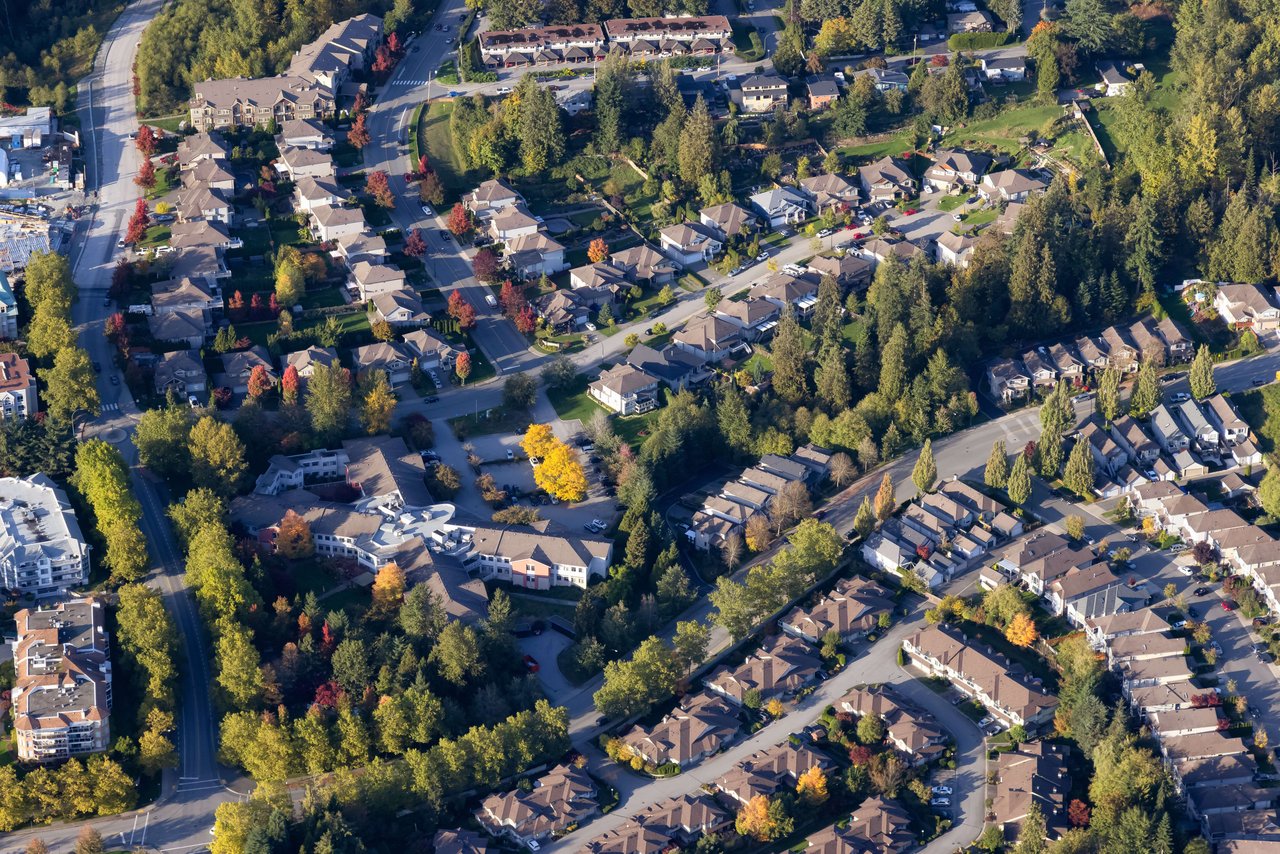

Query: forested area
left=482, top=0, right=708, bottom=32
left=0, top=0, right=117, bottom=109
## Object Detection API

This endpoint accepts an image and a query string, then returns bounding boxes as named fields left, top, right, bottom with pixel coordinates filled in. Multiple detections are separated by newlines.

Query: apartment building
left=12, top=599, right=111, bottom=761
left=0, top=474, right=90, bottom=594
left=467, top=523, right=613, bottom=590
left=0, top=352, right=37, bottom=420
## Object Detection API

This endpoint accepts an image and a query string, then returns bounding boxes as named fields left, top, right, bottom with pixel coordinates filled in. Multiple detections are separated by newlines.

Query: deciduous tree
left=404, top=228, right=427, bottom=257
left=43, top=346, right=100, bottom=421
left=447, top=289, right=478, bottom=328
left=372, top=561, right=406, bottom=614
left=454, top=351, right=473, bottom=384
left=188, top=416, right=248, bottom=498
left=275, top=510, right=314, bottom=559
left=1006, top=612, right=1039, bottom=647
left=1190, top=344, right=1215, bottom=400
left=588, top=237, right=609, bottom=263
left=360, top=371, right=397, bottom=434
left=535, top=441, right=588, bottom=502
left=912, top=439, right=937, bottom=493
left=365, top=170, right=395, bottom=208
left=307, top=363, right=352, bottom=441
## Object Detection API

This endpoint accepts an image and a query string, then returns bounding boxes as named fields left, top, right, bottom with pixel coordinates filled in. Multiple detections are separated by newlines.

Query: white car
left=421, top=205, right=435, bottom=216
left=497, top=86, right=512, bottom=94
left=485, top=293, right=498, bottom=307
left=585, top=322, right=597, bottom=331
left=1172, top=544, right=1191, bottom=554
left=1177, top=562, right=1194, bottom=574
left=932, top=785, right=953, bottom=795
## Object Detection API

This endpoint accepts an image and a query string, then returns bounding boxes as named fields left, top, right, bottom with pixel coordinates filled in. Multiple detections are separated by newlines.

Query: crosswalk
left=102, top=402, right=120, bottom=412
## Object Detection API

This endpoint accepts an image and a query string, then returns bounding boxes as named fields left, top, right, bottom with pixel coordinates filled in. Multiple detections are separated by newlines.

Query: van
left=485, top=293, right=498, bottom=307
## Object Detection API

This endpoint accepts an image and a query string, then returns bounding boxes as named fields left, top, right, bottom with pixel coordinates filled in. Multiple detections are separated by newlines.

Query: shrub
left=947, top=31, right=1013, bottom=50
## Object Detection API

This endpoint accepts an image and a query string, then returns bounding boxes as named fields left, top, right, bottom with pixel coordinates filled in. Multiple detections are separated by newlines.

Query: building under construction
left=0, top=209, right=51, bottom=273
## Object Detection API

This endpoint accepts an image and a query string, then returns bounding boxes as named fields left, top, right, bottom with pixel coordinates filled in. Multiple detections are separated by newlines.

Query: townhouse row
left=477, top=16, right=731, bottom=68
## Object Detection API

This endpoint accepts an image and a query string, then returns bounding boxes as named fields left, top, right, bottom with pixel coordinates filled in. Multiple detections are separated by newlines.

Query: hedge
left=947, top=31, right=1014, bottom=50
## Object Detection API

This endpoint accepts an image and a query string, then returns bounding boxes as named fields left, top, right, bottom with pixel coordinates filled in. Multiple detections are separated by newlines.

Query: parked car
left=522, top=654, right=540, bottom=673
left=1171, top=392, right=1191, bottom=403
left=932, top=786, right=953, bottom=796
left=1171, top=544, right=1190, bottom=554
left=421, top=204, right=435, bottom=216
left=1222, top=600, right=1237, bottom=611
left=1187, top=606, right=1200, bottom=619
left=1254, top=377, right=1269, bottom=387
left=931, top=798, right=950, bottom=808
left=1194, top=586, right=1212, bottom=596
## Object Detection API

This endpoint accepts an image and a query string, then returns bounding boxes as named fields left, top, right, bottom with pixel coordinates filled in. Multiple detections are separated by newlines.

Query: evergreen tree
left=853, top=495, right=875, bottom=538
left=1063, top=437, right=1096, bottom=498
left=985, top=439, right=1009, bottom=488
left=912, top=439, right=937, bottom=493
left=1007, top=451, right=1032, bottom=505
left=1039, top=425, right=1064, bottom=478
left=1097, top=366, right=1122, bottom=423
left=874, top=473, right=896, bottom=521
left=717, top=382, right=753, bottom=458
left=879, top=324, right=909, bottom=400
left=677, top=95, right=718, bottom=188
left=771, top=306, right=810, bottom=404
left=1189, top=344, right=1215, bottom=400
left=1130, top=358, right=1161, bottom=416
left=815, top=342, right=851, bottom=410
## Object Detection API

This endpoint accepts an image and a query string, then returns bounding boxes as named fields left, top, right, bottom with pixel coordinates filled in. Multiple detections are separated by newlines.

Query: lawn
left=616, top=407, right=661, bottom=448
left=419, top=100, right=477, bottom=202
left=146, top=114, right=188, bottom=134
left=300, top=286, right=347, bottom=309
left=1235, top=386, right=1280, bottom=453
left=608, top=161, right=657, bottom=225
left=547, top=375, right=605, bottom=423
left=228, top=224, right=274, bottom=258
left=955, top=208, right=997, bottom=230
left=942, top=102, right=1065, bottom=154
left=838, top=129, right=916, bottom=162
left=937, top=195, right=966, bottom=212
left=138, top=224, right=171, bottom=249
left=731, top=21, right=765, bottom=61
left=146, top=166, right=178, bottom=200
left=449, top=405, right=533, bottom=439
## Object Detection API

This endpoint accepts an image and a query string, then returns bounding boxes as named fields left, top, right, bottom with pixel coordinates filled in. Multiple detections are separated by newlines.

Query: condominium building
left=0, top=474, right=90, bottom=594
left=0, top=352, right=37, bottom=420
left=12, top=599, right=112, bottom=761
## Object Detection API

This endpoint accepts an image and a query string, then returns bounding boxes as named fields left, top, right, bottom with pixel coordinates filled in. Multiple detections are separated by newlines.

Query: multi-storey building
left=0, top=474, right=90, bottom=594
left=12, top=599, right=111, bottom=761
left=0, top=353, right=37, bottom=420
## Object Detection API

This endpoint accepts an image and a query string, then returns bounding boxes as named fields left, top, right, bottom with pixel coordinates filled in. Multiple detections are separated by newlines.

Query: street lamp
left=426, top=67, right=437, bottom=103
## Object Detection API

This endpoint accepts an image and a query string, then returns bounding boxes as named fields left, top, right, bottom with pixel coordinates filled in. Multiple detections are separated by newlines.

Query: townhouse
left=475, top=763, right=599, bottom=848
left=602, top=16, right=731, bottom=55
left=619, top=690, right=740, bottom=768
left=858, top=156, right=916, bottom=202
left=478, top=23, right=606, bottom=67
left=1045, top=563, right=1130, bottom=627
left=704, top=634, right=823, bottom=705
left=587, top=794, right=731, bottom=854
left=835, top=685, right=948, bottom=765
left=992, top=743, right=1072, bottom=845
left=713, top=742, right=832, bottom=806
left=805, top=798, right=915, bottom=854
left=778, top=576, right=894, bottom=643
left=902, top=623, right=1059, bottom=730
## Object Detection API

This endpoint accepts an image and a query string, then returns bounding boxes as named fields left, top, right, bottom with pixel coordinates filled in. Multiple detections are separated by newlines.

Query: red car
left=522, top=654, right=540, bottom=673
left=852, top=232, right=865, bottom=240
left=904, top=208, right=919, bottom=216
left=1222, top=601, right=1236, bottom=611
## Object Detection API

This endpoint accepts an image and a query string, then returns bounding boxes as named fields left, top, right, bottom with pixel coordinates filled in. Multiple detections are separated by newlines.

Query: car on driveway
left=1171, top=392, right=1191, bottom=404
left=522, top=654, right=540, bottom=673
left=1194, top=586, right=1212, bottom=596
left=421, top=204, right=435, bottom=216
left=931, top=798, right=950, bottom=808
left=110, top=375, right=119, bottom=385
left=1223, top=600, right=1237, bottom=611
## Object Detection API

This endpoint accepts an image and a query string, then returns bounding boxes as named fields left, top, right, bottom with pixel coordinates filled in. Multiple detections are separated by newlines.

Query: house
left=835, top=686, right=948, bottom=765
left=489, top=205, right=541, bottom=244
left=751, top=272, right=820, bottom=315
left=277, top=146, right=336, bottom=180
left=626, top=343, right=708, bottom=391
left=903, top=624, right=1059, bottom=730
left=352, top=341, right=414, bottom=384
left=659, top=221, right=723, bottom=265
left=507, top=232, right=567, bottom=279
left=1157, top=317, right=1193, bottom=362
left=749, top=187, right=814, bottom=229
left=467, top=523, right=613, bottom=589
left=924, top=149, right=993, bottom=191
left=992, top=743, right=1072, bottom=844
left=432, top=830, right=489, bottom=854
left=154, top=351, right=207, bottom=397
left=1149, top=707, right=1224, bottom=738
left=185, top=158, right=236, bottom=192
left=370, top=289, right=429, bottom=328
left=334, top=232, right=389, bottom=267
left=700, top=202, right=758, bottom=239
left=995, top=201, right=1026, bottom=235
left=806, top=798, right=915, bottom=853
left=714, top=297, right=780, bottom=341
left=0, top=275, right=18, bottom=339
left=284, top=345, right=340, bottom=383
left=780, top=576, right=894, bottom=644
left=980, top=169, right=1049, bottom=203
left=1086, top=607, right=1173, bottom=647
left=1110, top=417, right=1159, bottom=466
left=981, top=55, right=1026, bottom=81
left=311, top=204, right=367, bottom=241
left=218, top=346, right=276, bottom=395
left=740, top=74, right=789, bottom=113
left=1149, top=404, right=1189, bottom=453
left=1215, top=283, right=1280, bottom=330
left=1046, top=343, right=1085, bottom=385
left=464, top=178, right=523, bottom=218
left=403, top=328, right=461, bottom=371
left=807, top=253, right=873, bottom=290
left=715, top=742, right=831, bottom=806
left=1045, top=564, right=1127, bottom=626
left=673, top=314, right=742, bottom=363
left=1096, top=60, right=1138, bottom=96
left=475, top=763, right=598, bottom=848
left=537, top=290, right=591, bottom=333
left=0, top=354, right=37, bottom=421
left=934, top=231, right=978, bottom=268
left=705, top=634, right=823, bottom=705
left=1128, top=317, right=1168, bottom=365
left=1101, top=326, right=1139, bottom=372
left=1079, top=420, right=1129, bottom=477
left=589, top=363, right=660, bottom=415
left=611, top=244, right=677, bottom=285
left=588, top=795, right=731, bottom=854
left=806, top=76, right=840, bottom=111
left=799, top=172, right=860, bottom=212
left=351, top=261, right=407, bottom=301
left=176, top=184, right=231, bottom=224
left=168, top=219, right=238, bottom=251
left=1174, top=398, right=1219, bottom=451
left=987, top=358, right=1031, bottom=402
left=1205, top=395, right=1249, bottom=445
left=1021, top=349, right=1058, bottom=390
left=939, top=478, right=1007, bottom=523
left=151, top=277, right=223, bottom=318
left=861, top=67, right=910, bottom=91
left=620, top=691, right=740, bottom=767
left=12, top=600, right=112, bottom=761
left=947, top=9, right=994, bottom=31
left=177, top=132, right=228, bottom=168
left=861, top=238, right=924, bottom=266
left=294, top=175, right=346, bottom=213
left=0, top=474, right=90, bottom=594
left=859, top=156, right=916, bottom=202
left=279, top=117, right=332, bottom=150
left=570, top=261, right=629, bottom=291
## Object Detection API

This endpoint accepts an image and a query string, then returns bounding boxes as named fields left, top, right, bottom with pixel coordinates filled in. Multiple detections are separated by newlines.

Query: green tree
left=857, top=713, right=885, bottom=745
left=853, top=495, right=876, bottom=538
left=879, top=324, right=909, bottom=400
left=1189, top=344, right=1215, bottom=400
left=1260, top=465, right=1280, bottom=517
left=135, top=403, right=194, bottom=483
left=770, top=306, right=810, bottom=404
left=1063, top=0, right=1114, bottom=53
left=215, top=620, right=263, bottom=709
left=306, top=362, right=352, bottom=441
left=429, top=622, right=484, bottom=686
left=912, top=439, right=937, bottom=493
left=360, top=371, right=397, bottom=435
left=1014, top=802, right=1048, bottom=854
left=815, top=343, right=851, bottom=411
left=1007, top=451, right=1032, bottom=505
left=1039, top=425, right=1064, bottom=478
left=43, top=346, right=100, bottom=422
left=189, top=416, right=248, bottom=498
left=678, top=95, right=719, bottom=187
left=1130, top=358, right=1161, bottom=417
left=672, top=620, right=710, bottom=672
left=985, top=439, right=1009, bottom=488
left=274, top=254, right=305, bottom=307
left=1063, top=436, right=1096, bottom=498
left=1098, top=366, right=1122, bottom=423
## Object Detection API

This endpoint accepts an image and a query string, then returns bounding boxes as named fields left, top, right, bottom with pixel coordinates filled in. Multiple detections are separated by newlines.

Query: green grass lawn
left=146, top=114, right=188, bottom=133
left=838, top=129, right=916, bottom=162
left=146, top=166, right=178, bottom=200
left=449, top=405, right=533, bottom=439
left=548, top=375, right=605, bottom=423
left=956, top=208, right=997, bottom=229
left=937, top=195, right=966, bottom=212
left=419, top=100, right=476, bottom=202
left=616, top=408, right=661, bottom=448
left=731, top=21, right=765, bottom=61
left=229, top=224, right=273, bottom=257
left=139, top=224, right=171, bottom=248
left=436, top=60, right=460, bottom=85
left=300, top=286, right=346, bottom=309
left=942, top=102, right=1064, bottom=153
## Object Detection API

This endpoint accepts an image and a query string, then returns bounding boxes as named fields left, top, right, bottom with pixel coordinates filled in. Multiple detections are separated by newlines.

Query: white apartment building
left=0, top=474, right=90, bottom=594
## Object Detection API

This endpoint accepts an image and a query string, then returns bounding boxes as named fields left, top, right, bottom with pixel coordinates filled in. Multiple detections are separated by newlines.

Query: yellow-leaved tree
left=796, top=766, right=829, bottom=806
left=275, top=509, right=314, bottom=559
left=535, top=442, right=589, bottom=502
left=521, top=423, right=559, bottom=461
left=372, top=561, right=406, bottom=615
left=1006, top=612, right=1039, bottom=648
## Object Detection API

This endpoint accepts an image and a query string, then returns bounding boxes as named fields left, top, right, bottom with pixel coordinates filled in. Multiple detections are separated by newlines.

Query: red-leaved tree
left=110, top=259, right=130, bottom=296
left=366, top=170, right=395, bottom=208
left=227, top=290, right=246, bottom=320
left=515, top=304, right=536, bottom=334
left=499, top=280, right=520, bottom=316
left=250, top=293, right=265, bottom=319
left=404, top=228, right=427, bottom=257
left=281, top=365, right=300, bottom=405
left=135, top=158, right=156, bottom=189
left=447, top=202, right=471, bottom=236
left=104, top=312, right=125, bottom=341
left=472, top=247, right=501, bottom=283
left=348, top=112, right=370, bottom=149
left=125, top=198, right=149, bottom=245
left=247, top=365, right=275, bottom=400
left=1067, top=799, right=1090, bottom=828
left=447, top=290, right=476, bottom=330
left=455, top=352, right=472, bottom=384
left=135, top=125, right=157, bottom=157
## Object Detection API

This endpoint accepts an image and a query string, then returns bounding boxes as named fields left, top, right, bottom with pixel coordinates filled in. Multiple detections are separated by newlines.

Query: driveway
left=517, top=630, right=576, bottom=702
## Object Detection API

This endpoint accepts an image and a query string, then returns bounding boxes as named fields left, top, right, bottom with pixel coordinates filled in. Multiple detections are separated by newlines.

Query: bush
left=897, top=646, right=907, bottom=666
left=947, top=31, right=1013, bottom=50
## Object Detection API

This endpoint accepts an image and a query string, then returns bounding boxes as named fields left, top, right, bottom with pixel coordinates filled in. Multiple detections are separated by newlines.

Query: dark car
left=1254, top=378, right=1269, bottom=387
left=1194, top=586, right=1212, bottom=596
left=522, top=654, right=540, bottom=673
left=1187, top=606, right=1200, bottom=619
left=424, top=395, right=440, bottom=403
left=1255, top=616, right=1272, bottom=628
left=1223, top=600, right=1237, bottom=611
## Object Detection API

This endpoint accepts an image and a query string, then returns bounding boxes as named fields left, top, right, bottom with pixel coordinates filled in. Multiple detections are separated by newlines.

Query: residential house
left=859, top=156, right=916, bottom=202
left=799, top=172, right=860, bottom=212
left=602, top=16, right=731, bottom=53
left=0, top=354, right=37, bottom=420
left=537, top=290, right=591, bottom=333
left=924, top=149, right=993, bottom=191
left=835, top=686, right=948, bottom=766
left=779, top=577, right=894, bottom=643
left=570, top=261, right=629, bottom=292
left=1157, top=317, right=1193, bottom=362
left=277, top=146, right=336, bottom=180
left=168, top=219, right=238, bottom=251
left=699, top=202, right=758, bottom=239
left=467, top=522, right=612, bottom=590
left=587, top=795, right=731, bottom=854
left=861, top=237, right=924, bottom=266
left=1110, top=417, right=1159, bottom=467
left=279, top=118, right=332, bottom=150
left=185, top=158, right=235, bottom=192
left=934, top=231, right=978, bottom=268
left=862, top=67, right=909, bottom=91
left=176, top=133, right=228, bottom=168
left=980, top=169, right=1049, bottom=203
left=659, top=221, right=723, bottom=265
left=1075, top=335, right=1108, bottom=371
left=1045, top=564, right=1127, bottom=626
left=805, top=76, right=840, bottom=111
left=1128, top=317, right=1168, bottom=365
left=714, top=742, right=832, bottom=806
left=705, top=635, right=823, bottom=705
left=1215, top=283, right=1280, bottom=331
left=1205, top=395, right=1249, bottom=445
left=750, top=272, right=820, bottom=316
left=294, top=175, right=346, bottom=213
left=740, top=74, right=789, bottom=113
left=488, top=205, right=540, bottom=243
left=902, top=623, right=1060, bottom=730
left=218, top=346, right=276, bottom=395
left=151, top=277, right=222, bottom=315
left=464, top=178, right=524, bottom=219
left=153, top=350, right=207, bottom=397
left=1047, top=343, right=1085, bottom=385
left=506, top=232, right=567, bottom=279
left=370, top=289, right=429, bottom=328
left=311, top=204, right=367, bottom=241
left=588, top=363, right=660, bottom=415
left=1096, top=60, right=1137, bottom=96
left=1079, top=419, right=1129, bottom=477
left=12, top=599, right=112, bottom=762
left=807, top=253, right=873, bottom=290
left=987, top=358, right=1031, bottom=402
left=993, top=743, right=1072, bottom=844
left=474, top=763, right=599, bottom=848
left=352, top=341, right=413, bottom=384
left=285, top=345, right=340, bottom=383
left=806, top=798, right=915, bottom=854
left=947, top=9, right=993, bottom=31
left=1020, top=349, right=1058, bottom=391
left=351, top=261, right=407, bottom=301
left=673, top=314, right=741, bottom=363
left=620, top=691, right=740, bottom=768
left=432, top=830, right=489, bottom=854
left=334, top=232, right=389, bottom=267
left=1101, top=326, right=1139, bottom=372
left=611, top=244, right=677, bottom=285
left=939, top=478, right=1007, bottom=524
left=403, top=328, right=461, bottom=371
left=626, top=343, right=708, bottom=391
left=749, top=187, right=814, bottom=229
left=980, top=55, right=1026, bottom=81
left=176, top=183, right=231, bottom=224
left=714, top=297, right=780, bottom=341
left=1149, top=404, right=1190, bottom=453
left=1174, top=398, right=1219, bottom=452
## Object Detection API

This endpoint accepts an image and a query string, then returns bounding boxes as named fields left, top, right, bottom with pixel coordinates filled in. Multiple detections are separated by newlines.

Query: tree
left=454, top=352, right=473, bottom=384
left=42, top=346, right=100, bottom=422
left=246, top=365, right=274, bottom=400
left=429, top=622, right=484, bottom=685
left=360, top=371, right=397, bottom=434
left=796, top=766, right=829, bottom=805
left=1065, top=514, right=1086, bottom=541
left=372, top=561, right=406, bottom=614
left=74, top=826, right=104, bottom=854
left=1263, top=465, right=1280, bottom=518
left=912, top=439, right=937, bottom=493
left=275, top=510, right=314, bottom=559
left=125, top=198, right=149, bottom=245
left=1062, top=438, right=1096, bottom=499
left=588, top=237, right=609, bottom=263
left=1015, top=802, right=1048, bottom=854
left=672, top=620, right=710, bottom=672
left=348, top=112, right=370, bottom=148
left=853, top=495, right=876, bottom=538
left=189, top=416, right=248, bottom=498
left=1130, top=358, right=1161, bottom=416
left=503, top=373, right=538, bottom=410
left=447, top=289, right=477, bottom=329
left=1098, top=367, right=1121, bottom=423
left=985, top=439, right=1009, bottom=488
left=1190, top=344, right=1215, bottom=400
left=280, top=365, right=300, bottom=406
left=874, top=473, right=896, bottom=521
left=404, top=228, right=428, bottom=257
left=735, top=795, right=788, bottom=842
left=1007, top=450, right=1032, bottom=505
left=830, top=452, right=855, bottom=487
left=275, top=254, right=305, bottom=308
left=678, top=95, right=719, bottom=187
left=535, top=441, right=588, bottom=501
left=216, top=621, right=263, bottom=708
left=704, top=286, right=723, bottom=311
left=365, top=170, right=395, bottom=208
left=447, top=203, right=471, bottom=236
left=857, top=713, right=886, bottom=745
left=307, top=363, right=352, bottom=441
left=135, top=157, right=156, bottom=189
left=136, top=124, right=158, bottom=156
left=1006, top=612, right=1039, bottom=647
